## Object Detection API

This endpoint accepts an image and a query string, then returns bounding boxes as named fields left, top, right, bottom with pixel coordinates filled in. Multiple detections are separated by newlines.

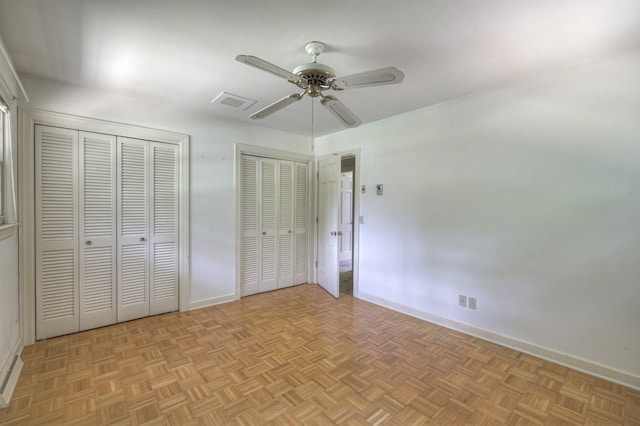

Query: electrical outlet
left=468, top=297, right=477, bottom=310
left=458, top=295, right=467, bottom=307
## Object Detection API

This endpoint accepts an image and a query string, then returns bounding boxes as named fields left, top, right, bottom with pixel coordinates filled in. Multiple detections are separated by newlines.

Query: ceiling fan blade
left=320, top=96, right=362, bottom=128
left=333, top=67, right=404, bottom=89
left=236, top=55, right=302, bottom=83
left=250, top=93, right=304, bottom=119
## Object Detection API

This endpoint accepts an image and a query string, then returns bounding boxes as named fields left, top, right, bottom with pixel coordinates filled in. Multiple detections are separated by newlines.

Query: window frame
left=0, top=96, right=7, bottom=225
left=0, top=92, right=15, bottom=239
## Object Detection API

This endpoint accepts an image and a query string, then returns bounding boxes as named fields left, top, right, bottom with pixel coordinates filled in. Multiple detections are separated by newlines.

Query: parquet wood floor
left=1, top=284, right=638, bottom=425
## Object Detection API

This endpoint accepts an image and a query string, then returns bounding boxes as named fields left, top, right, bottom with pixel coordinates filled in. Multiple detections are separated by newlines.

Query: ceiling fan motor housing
left=293, top=62, right=336, bottom=96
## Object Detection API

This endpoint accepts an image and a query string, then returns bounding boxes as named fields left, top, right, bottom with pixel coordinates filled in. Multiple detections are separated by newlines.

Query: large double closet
left=35, top=124, right=181, bottom=339
left=240, top=155, right=310, bottom=296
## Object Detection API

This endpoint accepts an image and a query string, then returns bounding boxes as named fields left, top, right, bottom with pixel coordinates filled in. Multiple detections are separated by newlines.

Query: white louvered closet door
left=240, top=155, right=310, bottom=296
left=149, top=142, right=179, bottom=315
left=294, top=162, right=309, bottom=284
left=260, top=159, right=278, bottom=292
left=79, top=131, right=117, bottom=330
left=240, top=156, right=260, bottom=296
left=277, top=161, right=294, bottom=288
left=117, top=137, right=150, bottom=322
left=35, top=126, right=80, bottom=339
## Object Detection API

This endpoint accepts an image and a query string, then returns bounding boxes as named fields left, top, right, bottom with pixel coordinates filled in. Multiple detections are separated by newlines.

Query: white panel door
left=79, top=131, right=117, bottom=330
left=149, top=142, right=179, bottom=314
left=339, top=172, right=353, bottom=262
left=240, top=156, right=260, bottom=296
left=35, top=125, right=80, bottom=339
left=317, top=156, right=340, bottom=298
left=277, top=161, right=294, bottom=288
left=260, top=159, right=278, bottom=292
left=117, top=137, right=150, bottom=322
left=294, top=162, right=309, bottom=284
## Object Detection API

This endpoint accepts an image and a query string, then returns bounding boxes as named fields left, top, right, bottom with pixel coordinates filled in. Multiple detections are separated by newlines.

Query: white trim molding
left=358, top=291, right=640, bottom=391
left=0, top=223, right=17, bottom=241
left=188, top=294, right=237, bottom=311
left=0, top=339, right=23, bottom=409
left=19, top=108, right=191, bottom=345
left=0, top=36, right=28, bottom=102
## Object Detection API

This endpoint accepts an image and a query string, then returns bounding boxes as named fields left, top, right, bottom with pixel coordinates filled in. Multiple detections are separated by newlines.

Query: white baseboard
left=188, top=293, right=237, bottom=311
left=0, top=339, right=24, bottom=409
left=357, top=291, right=640, bottom=391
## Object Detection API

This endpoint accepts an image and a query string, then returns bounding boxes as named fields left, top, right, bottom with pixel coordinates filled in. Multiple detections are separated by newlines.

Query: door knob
left=262, top=231, right=266, bottom=235
left=288, top=230, right=292, bottom=234
left=337, top=231, right=342, bottom=236
left=85, top=240, right=92, bottom=246
left=140, top=237, right=146, bottom=242
left=330, top=231, right=336, bottom=236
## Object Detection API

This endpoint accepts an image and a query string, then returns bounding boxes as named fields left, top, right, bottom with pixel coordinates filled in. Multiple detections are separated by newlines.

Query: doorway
left=339, top=156, right=355, bottom=295
left=316, top=150, right=359, bottom=298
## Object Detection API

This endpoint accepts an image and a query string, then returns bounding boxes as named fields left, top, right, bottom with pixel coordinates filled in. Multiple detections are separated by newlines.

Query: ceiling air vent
left=211, top=92, right=256, bottom=111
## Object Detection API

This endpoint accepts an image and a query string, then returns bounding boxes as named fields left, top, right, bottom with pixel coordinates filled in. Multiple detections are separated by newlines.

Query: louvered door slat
left=79, top=132, right=117, bottom=331
left=259, top=159, right=278, bottom=292
left=150, top=143, right=179, bottom=315
left=241, top=156, right=259, bottom=296
left=277, top=161, right=294, bottom=288
left=117, top=137, right=149, bottom=322
left=121, top=143, right=147, bottom=235
left=294, top=162, right=309, bottom=283
left=41, top=249, right=75, bottom=320
left=152, top=242, right=177, bottom=299
left=36, top=125, right=80, bottom=339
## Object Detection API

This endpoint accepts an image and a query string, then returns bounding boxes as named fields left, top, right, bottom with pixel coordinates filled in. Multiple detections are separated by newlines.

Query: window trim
left=0, top=83, right=18, bottom=241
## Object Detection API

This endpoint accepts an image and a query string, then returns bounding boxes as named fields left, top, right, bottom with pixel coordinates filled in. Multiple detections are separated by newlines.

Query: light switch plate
left=361, top=185, right=366, bottom=194
left=376, top=184, right=383, bottom=195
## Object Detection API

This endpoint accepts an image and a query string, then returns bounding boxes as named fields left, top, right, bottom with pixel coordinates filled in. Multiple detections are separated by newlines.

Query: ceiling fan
left=236, top=41, right=404, bottom=128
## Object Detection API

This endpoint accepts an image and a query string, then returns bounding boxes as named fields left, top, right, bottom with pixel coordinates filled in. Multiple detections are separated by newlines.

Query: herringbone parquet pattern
left=1, top=284, right=638, bottom=425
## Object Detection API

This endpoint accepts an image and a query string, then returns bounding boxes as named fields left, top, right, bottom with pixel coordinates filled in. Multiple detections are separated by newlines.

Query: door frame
left=315, top=148, right=361, bottom=296
left=19, top=108, right=190, bottom=345
left=234, top=143, right=314, bottom=300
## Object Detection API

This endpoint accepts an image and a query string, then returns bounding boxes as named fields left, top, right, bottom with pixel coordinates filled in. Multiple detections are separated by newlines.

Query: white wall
left=0, top=231, right=19, bottom=363
left=15, top=48, right=640, bottom=388
left=20, top=74, right=311, bottom=307
left=316, top=49, right=640, bottom=386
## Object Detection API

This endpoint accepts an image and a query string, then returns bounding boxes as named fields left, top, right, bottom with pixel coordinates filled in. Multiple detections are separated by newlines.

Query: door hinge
left=315, top=260, right=318, bottom=268
left=316, top=217, right=318, bottom=223
left=317, top=171, right=319, bottom=179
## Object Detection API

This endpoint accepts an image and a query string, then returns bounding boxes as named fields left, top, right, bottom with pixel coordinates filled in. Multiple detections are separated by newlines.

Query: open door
left=339, top=172, right=353, bottom=261
left=317, top=156, right=340, bottom=297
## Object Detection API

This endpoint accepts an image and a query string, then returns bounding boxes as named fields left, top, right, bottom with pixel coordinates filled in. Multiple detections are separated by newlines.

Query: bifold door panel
left=240, top=155, right=309, bottom=296
left=35, top=125, right=179, bottom=340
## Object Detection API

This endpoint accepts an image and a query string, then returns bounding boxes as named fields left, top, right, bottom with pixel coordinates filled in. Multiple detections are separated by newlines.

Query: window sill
left=0, top=223, right=18, bottom=241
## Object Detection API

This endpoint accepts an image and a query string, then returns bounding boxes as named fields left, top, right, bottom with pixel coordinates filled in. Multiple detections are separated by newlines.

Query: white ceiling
left=0, top=0, right=639, bottom=137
